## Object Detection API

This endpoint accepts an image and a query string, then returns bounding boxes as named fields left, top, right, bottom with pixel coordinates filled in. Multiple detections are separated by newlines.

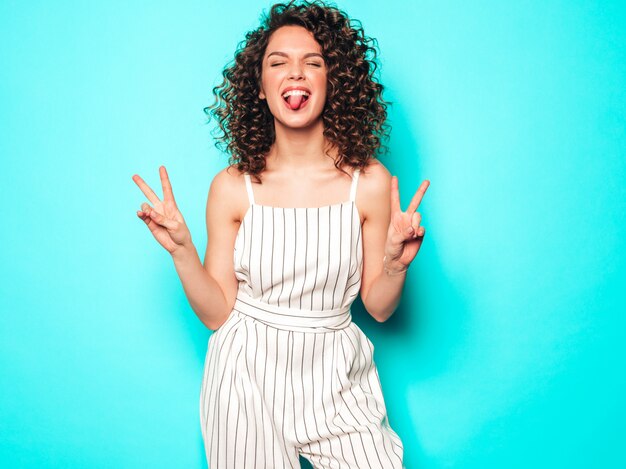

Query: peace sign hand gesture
left=132, top=166, right=193, bottom=254
left=384, top=176, right=430, bottom=273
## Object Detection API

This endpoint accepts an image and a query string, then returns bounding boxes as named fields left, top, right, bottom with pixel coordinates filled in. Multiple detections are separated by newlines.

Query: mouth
left=282, top=89, right=311, bottom=111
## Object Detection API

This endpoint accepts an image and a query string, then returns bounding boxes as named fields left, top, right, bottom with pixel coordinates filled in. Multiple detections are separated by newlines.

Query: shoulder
left=210, top=164, right=247, bottom=191
left=356, top=159, right=391, bottom=222
left=208, top=164, right=249, bottom=223
left=358, top=159, right=391, bottom=190
left=357, top=159, right=392, bottom=221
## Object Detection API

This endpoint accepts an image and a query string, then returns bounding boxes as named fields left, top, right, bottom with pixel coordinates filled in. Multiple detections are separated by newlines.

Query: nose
left=288, top=62, right=304, bottom=80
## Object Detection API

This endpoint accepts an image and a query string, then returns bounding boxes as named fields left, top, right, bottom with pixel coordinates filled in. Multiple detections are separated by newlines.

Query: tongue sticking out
left=286, top=94, right=305, bottom=110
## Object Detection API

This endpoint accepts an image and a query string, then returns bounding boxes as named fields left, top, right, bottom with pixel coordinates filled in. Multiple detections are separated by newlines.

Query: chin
left=277, top=115, right=323, bottom=130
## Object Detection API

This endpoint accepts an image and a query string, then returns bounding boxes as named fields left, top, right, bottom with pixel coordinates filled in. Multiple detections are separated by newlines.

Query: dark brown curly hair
left=204, top=0, right=390, bottom=181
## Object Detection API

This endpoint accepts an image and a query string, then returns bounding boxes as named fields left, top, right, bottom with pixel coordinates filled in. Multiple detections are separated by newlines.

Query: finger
left=389, top=226, right=412, bottom=246
left=390, top=175, right=401, bottom=214
left=137, top=207, right=151, bottom=219
left=139, top=215, right=154, bottom=228
left=405, top=225, right=415, bottom=238
left=411, top=212, right=422, bottom=238
left=406, top=179, right=430, bottom=215
left=137, top=210, right=152, bottom=226
left=159, top=166, right=176, bottom=204
left=393, top=217, right=416, bottom=241
left=149, top=209, right=178, bottom=230
left=140, top=203, right=156, bottom=220
left=132, top=173, right=161, bottom=205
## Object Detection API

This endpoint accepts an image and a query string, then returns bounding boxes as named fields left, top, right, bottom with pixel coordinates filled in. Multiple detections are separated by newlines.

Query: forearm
left=170, top=243, right=229, bottom=330
left=363, top=263, right=408, bottom=322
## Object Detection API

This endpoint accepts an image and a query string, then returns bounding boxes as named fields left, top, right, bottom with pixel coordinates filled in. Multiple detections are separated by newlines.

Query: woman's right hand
left=132, top=166, right=193, bottom=254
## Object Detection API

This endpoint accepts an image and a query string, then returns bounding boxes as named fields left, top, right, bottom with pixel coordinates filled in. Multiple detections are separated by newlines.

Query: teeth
left=282, top=90, right=310, bottom=98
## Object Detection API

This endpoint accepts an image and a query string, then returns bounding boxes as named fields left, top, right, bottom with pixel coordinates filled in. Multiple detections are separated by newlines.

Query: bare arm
left=199, top=167, right=242, bottom=328
left=133, top=166, right=241, bottom=330
left=169, top=242, right=228, bottom=330
left=359, top=162, right=429, bottom=322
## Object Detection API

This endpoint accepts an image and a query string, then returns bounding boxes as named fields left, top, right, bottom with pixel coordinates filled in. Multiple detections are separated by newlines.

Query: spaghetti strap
left=349, top=168, right=360, bottom=202
left=243, top=173, right=255, bottom=205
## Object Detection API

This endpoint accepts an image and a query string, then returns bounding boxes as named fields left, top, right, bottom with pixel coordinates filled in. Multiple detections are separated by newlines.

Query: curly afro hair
left=204, top=0, right=391, bottom=181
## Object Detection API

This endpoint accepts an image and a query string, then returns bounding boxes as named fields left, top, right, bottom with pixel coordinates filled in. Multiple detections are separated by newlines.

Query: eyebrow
left=266, top=51, right=324, bottom=60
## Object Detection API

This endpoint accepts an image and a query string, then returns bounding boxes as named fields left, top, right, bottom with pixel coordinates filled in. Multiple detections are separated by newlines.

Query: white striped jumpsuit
left=200, top=168, right=405, bottom=468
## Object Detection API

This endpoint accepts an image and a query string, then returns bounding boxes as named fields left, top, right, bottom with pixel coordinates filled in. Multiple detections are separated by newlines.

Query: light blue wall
left=1, top=1, right=624, bottom=467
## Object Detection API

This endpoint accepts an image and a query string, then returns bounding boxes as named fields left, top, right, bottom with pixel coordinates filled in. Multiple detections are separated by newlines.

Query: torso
left=227, top=161, right=381, bottom=227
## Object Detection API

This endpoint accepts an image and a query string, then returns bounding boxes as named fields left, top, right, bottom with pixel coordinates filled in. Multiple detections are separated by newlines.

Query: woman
left=132, top=1, right=429, bottom=467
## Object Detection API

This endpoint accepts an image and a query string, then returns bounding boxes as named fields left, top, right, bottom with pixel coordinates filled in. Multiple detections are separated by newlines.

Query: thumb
left=397, top=225, right=419, bottom=244
left=149, top=210, right=178, bottom=231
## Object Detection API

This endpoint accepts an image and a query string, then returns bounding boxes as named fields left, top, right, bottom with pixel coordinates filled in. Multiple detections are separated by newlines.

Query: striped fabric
left=200, top=169, right=405, bottom=468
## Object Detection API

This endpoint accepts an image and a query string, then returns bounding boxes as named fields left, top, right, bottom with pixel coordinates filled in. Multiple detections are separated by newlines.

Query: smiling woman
left=266, top=50, right=321, bottom=110
left=259, top=26, right=328, bottom=124
left=133, top=1, right=430, bottom=468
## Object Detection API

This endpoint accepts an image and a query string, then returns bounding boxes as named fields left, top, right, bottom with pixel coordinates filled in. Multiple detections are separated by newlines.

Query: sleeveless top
left=232, top=169, right=363, bottom=329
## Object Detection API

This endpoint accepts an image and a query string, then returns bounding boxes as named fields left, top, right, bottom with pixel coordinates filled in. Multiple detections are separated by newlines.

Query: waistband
left=233, top=292, right=352, bottom=333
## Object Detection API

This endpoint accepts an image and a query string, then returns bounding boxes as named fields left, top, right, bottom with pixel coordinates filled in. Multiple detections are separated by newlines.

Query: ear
left=259, top=88, right=265, bottom=100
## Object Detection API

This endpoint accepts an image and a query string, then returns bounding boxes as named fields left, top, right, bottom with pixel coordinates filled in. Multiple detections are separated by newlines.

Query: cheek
left=316, top=74, right=328, bottom=100
left=260, top=70, right=281, bottom=90
left=260, top=73, right=272, bottom=90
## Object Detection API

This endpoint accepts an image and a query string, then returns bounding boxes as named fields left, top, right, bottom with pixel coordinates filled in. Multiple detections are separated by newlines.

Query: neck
left=267, top=119, right=336, bottom=171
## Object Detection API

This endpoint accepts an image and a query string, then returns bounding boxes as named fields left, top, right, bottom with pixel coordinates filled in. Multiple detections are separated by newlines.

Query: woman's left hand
left=384, top=176, right=430, bottom=271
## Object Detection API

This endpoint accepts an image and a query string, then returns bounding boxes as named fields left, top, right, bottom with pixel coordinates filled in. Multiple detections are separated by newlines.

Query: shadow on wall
left=352, top=94, right=470, bottom=467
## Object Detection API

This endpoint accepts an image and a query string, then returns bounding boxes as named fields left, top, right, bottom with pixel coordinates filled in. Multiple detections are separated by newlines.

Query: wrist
left=171, top=241, right=197, bottom=262
left=383, top=255, right=408, bottom=276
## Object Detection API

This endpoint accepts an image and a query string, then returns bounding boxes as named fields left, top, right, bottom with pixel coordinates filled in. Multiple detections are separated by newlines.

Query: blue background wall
left=1, top=1, right=624, bottom=467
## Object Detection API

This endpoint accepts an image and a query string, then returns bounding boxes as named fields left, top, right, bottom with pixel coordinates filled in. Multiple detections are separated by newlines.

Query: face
left=259, top=25, right=327, bottom=129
